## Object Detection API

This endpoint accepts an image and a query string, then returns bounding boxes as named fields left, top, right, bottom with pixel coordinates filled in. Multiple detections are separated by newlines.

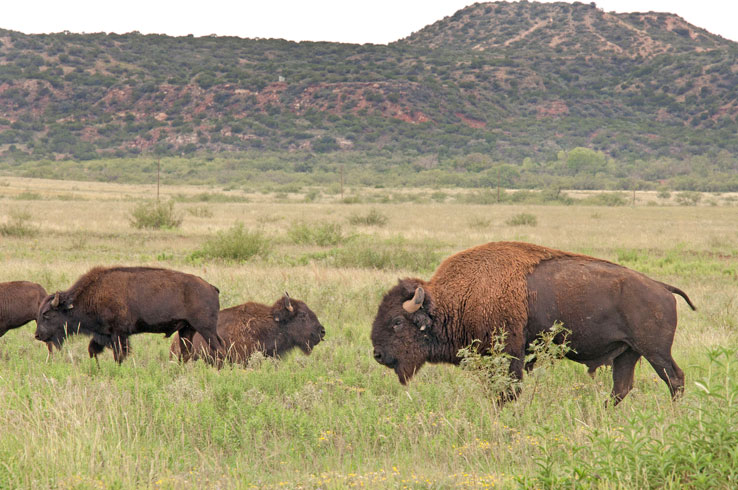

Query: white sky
left=3, top=1, right=738, bottom=44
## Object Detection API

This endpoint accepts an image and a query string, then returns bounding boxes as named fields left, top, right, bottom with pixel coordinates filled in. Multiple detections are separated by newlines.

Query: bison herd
left=1, top=241, right=695, bottom=405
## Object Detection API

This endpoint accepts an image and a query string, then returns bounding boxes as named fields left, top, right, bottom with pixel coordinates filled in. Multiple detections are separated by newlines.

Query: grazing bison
left=34, top=266, right=224, bottom=363
left=371, top=241, right=695, bottom=405
left=170, top=293, right=325, bottom=364
left=0, top=281, right=47, bottom=342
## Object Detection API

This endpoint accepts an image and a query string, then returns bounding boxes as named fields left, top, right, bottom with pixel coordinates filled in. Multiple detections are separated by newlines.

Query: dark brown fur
left=0, top=281, right=47, bottom=341
left=34, top=266, right=224, bottom=363
left=170, top=294, right=325, bottom=364
left=371, top=241, right=694, bottom=404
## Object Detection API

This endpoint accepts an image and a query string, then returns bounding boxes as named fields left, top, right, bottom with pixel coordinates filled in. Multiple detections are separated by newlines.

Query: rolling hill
left=0, top=1, right=737, bottom=188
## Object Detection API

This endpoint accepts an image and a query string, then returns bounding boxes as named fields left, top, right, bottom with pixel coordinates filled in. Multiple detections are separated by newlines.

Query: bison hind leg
left=610, top=349, right=641, bottom=405
left=646, top=355, right=685, bottom=400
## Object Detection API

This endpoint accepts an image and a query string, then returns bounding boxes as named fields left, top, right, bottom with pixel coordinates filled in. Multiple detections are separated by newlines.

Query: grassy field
left=1, top=177, right=737, bottom=489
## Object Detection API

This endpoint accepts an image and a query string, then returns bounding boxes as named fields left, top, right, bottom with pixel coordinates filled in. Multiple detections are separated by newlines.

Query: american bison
left=0, top=281, right=47, bottom=342
left=371, top=241, right=695, bottom=404
left=170, top=292, right=325, bottom=364
left=34, top=266, right=224, bottom=363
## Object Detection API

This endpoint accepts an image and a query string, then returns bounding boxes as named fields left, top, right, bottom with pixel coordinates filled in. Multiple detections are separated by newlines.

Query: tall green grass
left=0, top=186, right=736, bottom=488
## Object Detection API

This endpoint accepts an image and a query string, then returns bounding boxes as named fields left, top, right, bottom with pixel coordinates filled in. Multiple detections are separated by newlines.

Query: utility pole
left=497, top=166, right=501, bottom=203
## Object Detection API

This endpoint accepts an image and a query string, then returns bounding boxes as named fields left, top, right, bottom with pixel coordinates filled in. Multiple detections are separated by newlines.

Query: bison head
left=272, top=292, right=325, bottom=355
left=371, top=278, right=434, bottom=384
left=34, top=292, right=78, bottom=349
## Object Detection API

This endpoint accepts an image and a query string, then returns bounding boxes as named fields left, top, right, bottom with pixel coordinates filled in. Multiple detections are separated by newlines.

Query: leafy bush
left=129, top=200, right=182, bottom=229
left=186, top=206, right=214, bottom=218
left=458, top=322, right=571, bottom=403
left=675, top=191, right=702, bottom=206
left=580, top=192, right=628, bottom=206
left=506, top=213, right=537, bottom=226
left=287, top=222, right=346, bottom=246
left=458, top=333, right=519, bottom=403
left=347, top=209, right=388, bottom=227
left=469, top=216, right=492, bottom=228
left=193, top=223, right=271, bottom=262
left=0, top=208, right=38, bottom=237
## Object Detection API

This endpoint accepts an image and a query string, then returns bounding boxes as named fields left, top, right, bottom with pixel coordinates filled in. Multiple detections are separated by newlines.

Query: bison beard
left=371, top=241, right=695, bottom=405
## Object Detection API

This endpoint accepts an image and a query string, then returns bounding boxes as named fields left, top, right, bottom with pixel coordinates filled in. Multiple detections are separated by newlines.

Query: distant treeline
left=3, top=149, right=737, bottom=192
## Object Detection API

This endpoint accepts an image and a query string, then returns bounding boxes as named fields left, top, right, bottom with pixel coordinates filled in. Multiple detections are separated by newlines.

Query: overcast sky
left=4, top=1, right=738, bottom=44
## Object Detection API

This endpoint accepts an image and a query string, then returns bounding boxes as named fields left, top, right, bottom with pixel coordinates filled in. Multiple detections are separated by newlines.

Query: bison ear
left=51, top=292, right=73, bottom=310
left=273, top=294, right=295, bottom=324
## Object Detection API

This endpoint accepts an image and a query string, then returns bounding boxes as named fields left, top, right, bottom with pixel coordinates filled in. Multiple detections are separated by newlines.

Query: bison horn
left=51, top=292, right=60, bottom=308
left=284, top=291, right=293, bottom=312
left=402, top=287, right=424, bottom=313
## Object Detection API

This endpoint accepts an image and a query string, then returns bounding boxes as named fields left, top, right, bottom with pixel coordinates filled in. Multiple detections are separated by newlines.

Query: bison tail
left=659, top=282, right=696, bottom=311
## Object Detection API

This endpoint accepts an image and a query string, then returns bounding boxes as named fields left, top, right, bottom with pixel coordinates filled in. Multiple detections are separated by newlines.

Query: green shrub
left=0, top=208, right=38, bottom=237
left=193, top=223, right=271, bottom=262
left=430, top=191, right=448, bottom=203
left=675, top=191, right=702, bottom=206
left=186, top=206, right=214, bottom=218
left=469, top=216, right=492, bottom=228
left=580, top=192, right=628, bottom=206
left=129, top=200, right=182, bottom=229
left=287, top=222, right=346, bottom=246
left=458, top=190, right=506, bottom=204
left=347, top=209, right=388, bottom=227
left=657, top=190, right=671, bottom=199
left=506, top=213, right=537, bottom=226
left=12, top=191, right=42, bottom=200
left=458, top=333, right=519, bottom=403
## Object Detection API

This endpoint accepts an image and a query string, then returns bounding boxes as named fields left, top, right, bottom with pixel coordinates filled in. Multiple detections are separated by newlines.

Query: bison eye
left=392, top=318, right=403, bottom=330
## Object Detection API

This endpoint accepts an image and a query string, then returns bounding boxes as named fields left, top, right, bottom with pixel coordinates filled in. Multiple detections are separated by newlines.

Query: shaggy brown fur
left=35, top=266, right=224, bottom=363
left=170, top=294, right=325, bottom=364
left=0, top=281, right=47, bottom=341
left=371, top=241, right=694, bottom=404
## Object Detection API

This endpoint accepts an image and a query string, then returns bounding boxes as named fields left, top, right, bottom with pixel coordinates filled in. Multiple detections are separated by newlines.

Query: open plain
left=1, top=177, right=737, bottom=488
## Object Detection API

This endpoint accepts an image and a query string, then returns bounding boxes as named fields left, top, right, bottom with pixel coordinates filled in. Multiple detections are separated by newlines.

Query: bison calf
left=171, top=293, right=325, bottom=364
left=0, top=281, right=47, bottom=342
left=35, top=266, right=224, bottom=363
left=371, top=241, right=694, bottom=405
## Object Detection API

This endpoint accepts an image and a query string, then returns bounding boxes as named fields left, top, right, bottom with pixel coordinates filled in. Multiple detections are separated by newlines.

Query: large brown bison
left=371, top=241, right=695, bottom=404
left=0, top=281, right=47, bottom=340
left=34, top=266, right=224, bottom=363
left=170, top=293, right=325, bottom=364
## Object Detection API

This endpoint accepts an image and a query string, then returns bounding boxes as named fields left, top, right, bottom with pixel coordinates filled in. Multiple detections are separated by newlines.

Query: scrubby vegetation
left=0, top=1, right=737, bottom=190
left=129, top=200, right=182, bottom=229
left=192, top=223, right=271, bottom=262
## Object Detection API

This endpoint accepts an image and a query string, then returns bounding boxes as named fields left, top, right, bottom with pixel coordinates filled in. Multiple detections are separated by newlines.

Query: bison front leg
left=501, top=335, right=526, bottom=402
left=88, top=339, right=106, bottom=368
left=111, top=335, right=130, bottom=364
